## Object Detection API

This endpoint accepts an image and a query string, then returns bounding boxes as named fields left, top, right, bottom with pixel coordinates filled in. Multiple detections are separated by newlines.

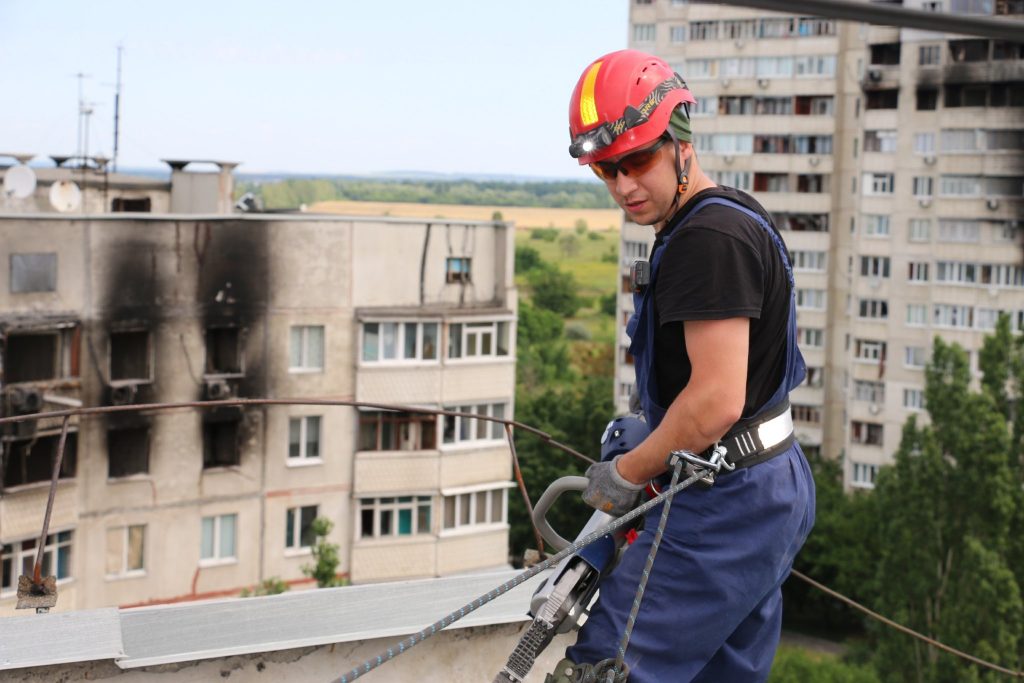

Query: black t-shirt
left=650, top=186, right=791, bottom=419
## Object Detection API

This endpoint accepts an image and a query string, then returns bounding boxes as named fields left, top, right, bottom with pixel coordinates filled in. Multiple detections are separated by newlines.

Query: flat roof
left=0, top=568, right=546, bottom=671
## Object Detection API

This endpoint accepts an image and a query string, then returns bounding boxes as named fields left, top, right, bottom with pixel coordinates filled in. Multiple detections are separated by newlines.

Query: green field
left=515, top=227, right=620, bottom=345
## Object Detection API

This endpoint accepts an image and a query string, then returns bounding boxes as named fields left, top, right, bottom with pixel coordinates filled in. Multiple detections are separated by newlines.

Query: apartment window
left=863, top=173, right=895, bottom=195
left=864, top=215, right=891, bottom=237
left=794, top=55, right=836, bottom=77
left=691, top=96, right=718, bottom=117
left=447, top=321, right=511, bottom=360
left=851, top=462, right=879, bottom=488
left=754, top=173, right=789, bottom=193
left=797, top=174, right=827, bottom=193
left=445, top=257, right=471, bottom=284
left=110, top=197, right=152, bottom=212
left=4, top=328, right=78, bottom=383
left=914, top=133, right=936, bottom=155
left=708, top=133, right=754, bottom=154
left=938, top=219, right=980, bottom=242
left=618, top=382, right=635, bottom=403
left=289, top=325, right=324, bottom=371
left=795, top=288, right=826, bottom=310
left=288, top=416, right=321, bottom=462
left=945, top=83, right=988, bottom=108
left=913, top=176, right=934, bottom=198
left=723, top=18, right=759, bottom=39
left=919, top=44, right=942, bottom=66
left=10, top=253, right=57, bottom=293
left=106, top=525, right=145, bottom=577
left=359, top=497, right=432, bottom=538
left=755, top=56, right=793, bottom=78
left=632, top=23, right=656, bottom=42
left=362, top=321, right=439, bottom=363
left=286, top=505, right=319, bottom=550
left=909, top=218, right=931, bottom=242
left=202, top=415, right=240, bottom=468
left=798, top=327, right=824, bottom=348
left=442, top=402, right=507, bottom=444
left=805, top=366, right=825, bottom=388
left=1, top=532, right=73, bottom=596
left=988, top=176, right=1024, bottom=197
left=851, top=421, right=884, bottom=446
left=793, top=135, right=833, bottom=154
left=110, top=330, right=151, bottom=381
left=108, top=426, right=150, bottom=478
left=992, top=220, right=1021, bottom=242
left=854, top=380, right=885, bottom=404
left=791, top=250, right=826, bottom=272
left=987, top=129, right=1024, bottom=151
left=934, top=303, right=974, bottom=328
left=685, top=58, right=717, bottom=79
left=937, top=261, right=977, bottom=284
left=721, top=57, right=755, bottom=78
left=905, top=346, right=928, bottom=368
left=904, top=388, right=926, bottom=411
left=866, top=89, right=899, bottom=109
left=950, top=39, right=989, bottom=63
left=358, top=410, right=437, bottom=451
left=200, top=514, right=237, bottom=564
left=205, top=326, right=241, bottom=375
left=860, top=256, right=891, bottom=278
left=760, top=17, right=797, bottom=38
left=623, top=240, right=650, bottom=261
left=941, top=128, right=981, bottom=152
left=917, top=88, right=939, bottom=110
left=976, top=308, right=1005, bottom=330
left=670, top=25, right=687, bottom=43
left=798, top=17, right=835, bottom=36
left=855, top=339, right=887, bottom=363
left=689, top=21, right=718, bottom=40
left=443, top=486, right=508, bottom=532
left=710, top=171, right=751, bottom=191
left=906, top=304, right=928, bottom=326
left=3, top=433, right=77, bottom=489
left=908, top=262, right=930, bottom=282
left=792, top=404, right=821, bottom=423
left=864, top=130, right=898, bottom=153
left=858, top=299, right=889, bottom=319
left=981, top=263, right=1024, bottom=287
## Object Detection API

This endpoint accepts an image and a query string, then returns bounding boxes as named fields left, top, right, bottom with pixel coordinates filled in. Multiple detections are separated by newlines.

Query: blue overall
left=567, top=197, right=816, bottom=682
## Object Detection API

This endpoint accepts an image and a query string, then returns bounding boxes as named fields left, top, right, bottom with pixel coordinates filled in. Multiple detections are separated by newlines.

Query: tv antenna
left=112, top=45, right=123, bottom=173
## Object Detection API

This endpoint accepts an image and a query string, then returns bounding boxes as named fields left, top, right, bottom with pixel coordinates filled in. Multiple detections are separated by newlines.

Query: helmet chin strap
left=655, top=128, right=693, bottom=229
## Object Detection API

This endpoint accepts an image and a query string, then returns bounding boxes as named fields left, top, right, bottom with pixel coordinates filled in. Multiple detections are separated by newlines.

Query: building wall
left=0, top=213, right=517, bottom=615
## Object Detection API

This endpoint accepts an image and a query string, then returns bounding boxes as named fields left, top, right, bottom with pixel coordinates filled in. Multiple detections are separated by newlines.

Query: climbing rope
left=333, top=466, right=713, bottom=683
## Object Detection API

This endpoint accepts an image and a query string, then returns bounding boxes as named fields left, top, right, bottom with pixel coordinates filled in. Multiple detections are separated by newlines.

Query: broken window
left=3, top=327, right=78, bottom=383
left=865, top=89, right=899, bottom=109
left=202, top=415, right=240, bottom=468
left=2, top=432, right=78, bottom=489
left=110, top=330, right=150, bottom=381
left=205, top=327, right=241, bottom=375
left=110, top=197, right=152, bottom=212
left=10, top=253, right=57, bottom=294
left=446, top=257, right=472, bottom=284
left=108, top=426, right=150, bottom=478
left=916, top=88, right=939, bottom=110
left=945, top=84, right=989, bottom=107
left=949, top=39, right=990, bottom=63
left=869, top=43, right=901, bottom=65
left=358, top=410, right=437, bottom=451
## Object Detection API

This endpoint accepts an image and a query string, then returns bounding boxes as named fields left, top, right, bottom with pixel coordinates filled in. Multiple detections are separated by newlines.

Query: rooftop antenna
left=112, top=44, right=123, bottom=173
left=73, top=72, right=91, bottom=168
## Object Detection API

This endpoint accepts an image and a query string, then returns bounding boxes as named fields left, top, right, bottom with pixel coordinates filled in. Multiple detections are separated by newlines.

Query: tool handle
left=532, top=476, right=589, bottom=551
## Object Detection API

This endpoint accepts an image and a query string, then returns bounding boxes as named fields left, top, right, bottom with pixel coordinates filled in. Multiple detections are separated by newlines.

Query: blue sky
left=0, top=1, right=627, bottom=179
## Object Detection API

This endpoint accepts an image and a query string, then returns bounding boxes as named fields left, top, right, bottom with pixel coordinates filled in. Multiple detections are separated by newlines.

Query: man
left=549, top=50, right=816, bottom=682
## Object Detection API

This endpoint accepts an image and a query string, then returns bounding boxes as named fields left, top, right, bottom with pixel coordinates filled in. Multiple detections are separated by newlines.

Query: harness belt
left=700, top=399, right=795, bottom=473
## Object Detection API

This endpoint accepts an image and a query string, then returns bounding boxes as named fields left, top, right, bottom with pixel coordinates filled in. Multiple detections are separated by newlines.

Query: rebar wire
left=505, top=422, right=547, bottom=561
left=32, top=416, right=70, bottom=586
left=789, top=569, right=1024, bottom=679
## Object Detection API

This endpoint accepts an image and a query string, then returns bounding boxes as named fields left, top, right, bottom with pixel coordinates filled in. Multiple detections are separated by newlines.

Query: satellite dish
left=49, top=180, right=82, bottom=213
left=3, top=165, right=37, bottom=199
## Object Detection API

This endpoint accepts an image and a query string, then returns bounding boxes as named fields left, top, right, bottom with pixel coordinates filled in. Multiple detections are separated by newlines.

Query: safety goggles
left=590, top=136, right=669, bottom=181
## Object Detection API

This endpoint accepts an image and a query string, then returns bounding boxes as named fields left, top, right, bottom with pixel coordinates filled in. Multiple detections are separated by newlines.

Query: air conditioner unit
left=734, top=39, right=745, bottom=49
left=923, top=155, right=937, bottom=165
left=109, top=383, right=139, bottom=406
left=204, top=379, right=233, bottom=401
left=720, top=78, right=732, bottom=88
left=918, top=198, right=932, bottom=208
left=723, top=155, right=735, bottom=164
left=867, top=69, right=882, bottom=81
left=986, top=198, right=1000, bottom=211
left=808, top=156, right=821, bottom=167
left=757, top=78, right=770, bottom=89
left=869, top=404, right=882, bottom=415
left=5, top=386, right=42, bottom=415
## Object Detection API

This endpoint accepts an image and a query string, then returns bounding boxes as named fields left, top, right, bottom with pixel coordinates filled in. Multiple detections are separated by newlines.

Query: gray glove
left=582, top=454, right=646, bottom=517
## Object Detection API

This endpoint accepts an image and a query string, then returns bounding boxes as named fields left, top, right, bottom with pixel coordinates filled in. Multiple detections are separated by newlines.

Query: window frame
left=285, top=504, right=320, bottom=554
left=287, top=415, right=323, bottom=465
left=446, top=318, right=514, bottom=363
left=1, top=530, right=73, bottom=597
left=440, top=483, right=512, bottom=537
left=199, top=513, right=238, bottom=566
left=289, top=324, right=325, bottom=373
left=106, top=524, right=146, bottom=579
left=358, top=495, right=434, bottom=540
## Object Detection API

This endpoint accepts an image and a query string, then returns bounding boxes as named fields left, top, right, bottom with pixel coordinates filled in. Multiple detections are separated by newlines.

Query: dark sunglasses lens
left=591, top=162, right=613, bottom=180
left=621, top=149, right=659, bottom=176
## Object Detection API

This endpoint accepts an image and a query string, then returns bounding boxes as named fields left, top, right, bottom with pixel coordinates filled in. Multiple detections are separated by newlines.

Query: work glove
left=582, top=454, right=646, bottom=517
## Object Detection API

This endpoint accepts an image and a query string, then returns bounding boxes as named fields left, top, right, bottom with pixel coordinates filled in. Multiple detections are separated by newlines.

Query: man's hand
left=582, top=455, right=646, bottom=516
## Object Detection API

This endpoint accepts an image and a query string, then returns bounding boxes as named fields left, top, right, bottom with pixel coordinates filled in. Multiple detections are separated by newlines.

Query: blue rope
left=333, top=466, right=711, bottom=683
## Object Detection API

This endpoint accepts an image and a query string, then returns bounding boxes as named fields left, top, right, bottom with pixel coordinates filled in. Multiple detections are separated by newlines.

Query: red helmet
left=568, top=50, right=696, bottom=166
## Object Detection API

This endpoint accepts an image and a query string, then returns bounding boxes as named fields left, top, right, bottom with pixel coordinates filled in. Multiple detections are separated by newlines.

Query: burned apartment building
left=621, top=0, right=1023, bottom=489
left=0, top=165, right=516, bottom=614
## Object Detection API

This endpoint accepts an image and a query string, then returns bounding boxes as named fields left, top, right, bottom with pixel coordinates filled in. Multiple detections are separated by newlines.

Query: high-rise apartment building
left=617, top=0, right=1023, bottom=488
left=0, top=161, right=517, bottom=614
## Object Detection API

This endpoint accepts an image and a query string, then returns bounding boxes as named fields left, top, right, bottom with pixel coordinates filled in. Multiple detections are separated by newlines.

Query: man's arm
left=616, top=317, right=749, bottom=484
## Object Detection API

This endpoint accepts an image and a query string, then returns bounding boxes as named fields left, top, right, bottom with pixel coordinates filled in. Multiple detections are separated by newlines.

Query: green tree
left=869, top=337, right=1023, bottom=682
left=515, top=245, right=543, bottom=273
left=301, top=517, right=345, bottom=588
left=574, top=218, right=588, bottom=235
left=559, top=232, right=581, bottom=258
left=516, top=302, right=573, bottom=390
left=527, top=265, right=582, bottom=318
left=492, top=210, right=504, bottom=221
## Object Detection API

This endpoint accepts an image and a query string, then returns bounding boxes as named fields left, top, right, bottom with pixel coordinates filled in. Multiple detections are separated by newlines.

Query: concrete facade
left=0, top=209, right=517, bottom=614
left=620, top=0, right=1023, bottom=488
